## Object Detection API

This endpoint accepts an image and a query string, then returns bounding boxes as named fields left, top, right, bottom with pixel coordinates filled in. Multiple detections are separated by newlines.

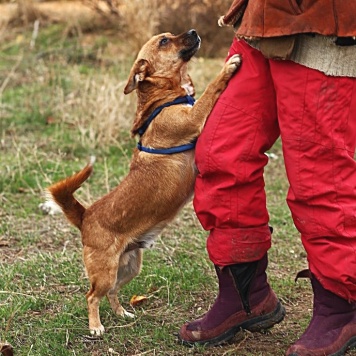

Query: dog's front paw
left=225, top=54, right=242, bottom=75
left=90, top=324, right=105, bottom=336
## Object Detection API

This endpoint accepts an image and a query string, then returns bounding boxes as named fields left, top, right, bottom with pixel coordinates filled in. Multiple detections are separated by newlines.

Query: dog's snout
left=187, top=29, right=197, bottom=37
left=184, top=29, right=200, bottom=44
left=178, top=29, right=201, bottom=61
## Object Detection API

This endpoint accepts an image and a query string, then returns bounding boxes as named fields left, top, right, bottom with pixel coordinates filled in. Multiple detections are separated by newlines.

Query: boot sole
left=242, top=300, right=286, bottom=332
left=179, top=300, right=286, bottom=347
left=331, top=336, right=356, bottom=356
left=288, top=336, right=356, bottom=356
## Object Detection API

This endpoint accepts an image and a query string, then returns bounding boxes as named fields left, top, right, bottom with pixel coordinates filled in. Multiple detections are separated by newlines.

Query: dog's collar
left=137, top=140, right=197, bottom=154
left=137, top=95, right=196, bottom=155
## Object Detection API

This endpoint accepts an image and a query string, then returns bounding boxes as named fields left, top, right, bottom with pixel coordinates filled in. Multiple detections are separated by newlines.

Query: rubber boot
left=178, top=254, right=285, bottom=346
left=286, top=270, right=356, bottom=356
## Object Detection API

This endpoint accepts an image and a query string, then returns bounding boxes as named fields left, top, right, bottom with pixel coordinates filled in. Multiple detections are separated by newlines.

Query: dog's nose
left=187, top=29, right=197, bottom=37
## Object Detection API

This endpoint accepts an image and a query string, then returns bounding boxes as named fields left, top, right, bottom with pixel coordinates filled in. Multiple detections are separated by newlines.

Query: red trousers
left=194, top=39, right=356, bottom=301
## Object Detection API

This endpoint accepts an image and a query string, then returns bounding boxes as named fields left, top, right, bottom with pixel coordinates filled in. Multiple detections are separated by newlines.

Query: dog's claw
left=123, top=309, right=135, bottom=319
left=90, top=325, right=105, bottom=336
left=232, top=54, right=242, bottom=65
left=225, top=54, right=242, bottom=74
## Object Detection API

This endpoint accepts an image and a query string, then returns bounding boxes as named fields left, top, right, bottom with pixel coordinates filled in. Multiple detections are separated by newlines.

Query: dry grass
left=0, top=0, right=234, bottom=57
left=85, top=0, right=234, bottom=56
left=6, top=0, right=233, bottom=147
left=55, top=58, right=226, bottom=147
left=51, top=70, right=137, bottom=147
left=14, top=0, right=43, bottom=25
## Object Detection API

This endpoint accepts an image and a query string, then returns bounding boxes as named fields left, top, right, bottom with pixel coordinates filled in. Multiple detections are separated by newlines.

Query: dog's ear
left=124, top=59, right=151, bottom=94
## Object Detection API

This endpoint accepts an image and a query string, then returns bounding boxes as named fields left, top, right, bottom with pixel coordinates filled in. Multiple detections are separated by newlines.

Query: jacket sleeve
left=219, top=0, right=248, bottom=27
left=220, top=0, right=356, bottom=38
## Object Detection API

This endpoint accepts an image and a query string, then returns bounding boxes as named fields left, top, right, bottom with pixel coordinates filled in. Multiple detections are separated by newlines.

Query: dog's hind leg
left=106, top=249, right=143, bottom=319
left=86, top=287, right=106, bottom=335
left=84, top=247, right=120, bottom=335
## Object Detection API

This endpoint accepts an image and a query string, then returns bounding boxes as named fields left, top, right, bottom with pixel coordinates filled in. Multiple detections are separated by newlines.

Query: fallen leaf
left=129, top=295, right=148, bottom=307
left=46, top=116, right=57, bottom=125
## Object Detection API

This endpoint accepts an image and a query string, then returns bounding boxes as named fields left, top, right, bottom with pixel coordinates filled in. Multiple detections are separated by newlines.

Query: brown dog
left=43, top=29, right=241, bottom=335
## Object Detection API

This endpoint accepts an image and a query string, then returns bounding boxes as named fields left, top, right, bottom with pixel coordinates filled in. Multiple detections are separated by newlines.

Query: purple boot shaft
left=178, top=254, right=285, bottom=346
left=287, top=271, right=356, bottom=356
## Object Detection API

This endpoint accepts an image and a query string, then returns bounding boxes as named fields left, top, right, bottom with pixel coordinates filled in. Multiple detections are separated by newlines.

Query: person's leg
left=178, top=39, right=284, bottom=346
left=288, top=272, right=356, bottom=356
left=194, top=38, right=280, bottom=264
left=270, top=59, right=356, bottom=355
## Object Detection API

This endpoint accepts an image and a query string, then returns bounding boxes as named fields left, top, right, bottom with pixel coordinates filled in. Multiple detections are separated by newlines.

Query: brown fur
left=45, top=29, right=241, bottom=335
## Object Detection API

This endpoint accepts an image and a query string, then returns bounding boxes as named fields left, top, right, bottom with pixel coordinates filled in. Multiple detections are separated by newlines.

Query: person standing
left=178, top=1, right=356, bottom=355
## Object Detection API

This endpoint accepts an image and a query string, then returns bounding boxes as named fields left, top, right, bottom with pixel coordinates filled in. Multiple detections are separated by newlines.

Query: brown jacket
left=221, top=0, right=356, bottom=38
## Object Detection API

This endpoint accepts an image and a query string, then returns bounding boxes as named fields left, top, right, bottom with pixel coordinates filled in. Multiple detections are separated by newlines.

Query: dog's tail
left=45, top=156, right=95, bottom=230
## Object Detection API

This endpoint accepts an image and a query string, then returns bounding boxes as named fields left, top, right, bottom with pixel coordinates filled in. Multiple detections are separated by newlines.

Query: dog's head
left=124, top=29, right=201, bottom=95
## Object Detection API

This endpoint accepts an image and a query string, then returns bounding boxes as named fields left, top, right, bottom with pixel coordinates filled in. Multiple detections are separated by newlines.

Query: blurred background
left=0, top=0, right=235, bottom=146
left=0, top=0, right=233, bottom=57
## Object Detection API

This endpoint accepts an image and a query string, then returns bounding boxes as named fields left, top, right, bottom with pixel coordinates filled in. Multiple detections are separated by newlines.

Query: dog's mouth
left=178, top=29, right=201, bottom=62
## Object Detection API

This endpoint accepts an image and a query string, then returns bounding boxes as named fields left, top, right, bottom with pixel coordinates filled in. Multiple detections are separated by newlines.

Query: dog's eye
left=159, top=37, right=169, bottom=46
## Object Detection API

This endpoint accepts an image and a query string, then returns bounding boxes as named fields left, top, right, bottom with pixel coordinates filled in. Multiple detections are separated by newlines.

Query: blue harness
left=137, top=95, right=196, bottom=155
